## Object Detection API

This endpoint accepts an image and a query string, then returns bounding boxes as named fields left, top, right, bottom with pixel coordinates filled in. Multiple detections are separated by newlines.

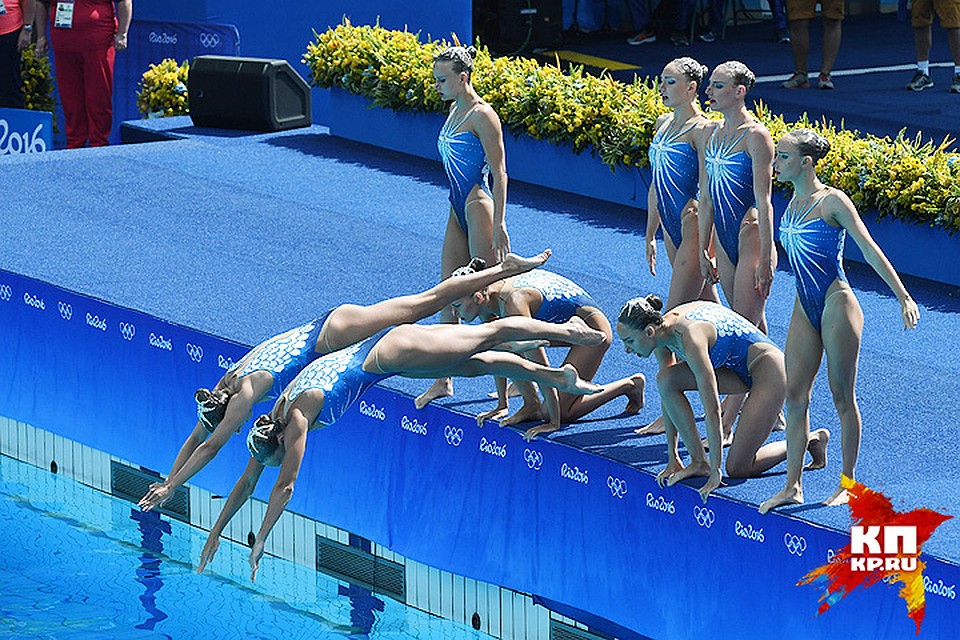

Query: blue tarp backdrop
left=114, top=20, right=241, bottom=138
left=1, top=269, right=957, bottom=639
left=133, top=0, right=473, bottom=126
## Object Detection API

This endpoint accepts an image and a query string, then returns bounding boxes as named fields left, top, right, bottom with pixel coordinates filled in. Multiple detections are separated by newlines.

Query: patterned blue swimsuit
left=779, top=194, right=847, bottom=333
left=282, top=328, right=393, bottom=428
left=704, top=128, right=755, bottom=265
left=233, top=309, right=333, bottom=400
left=649, top=119, right=699, bottom=246
left=438, top=105, right=491, bottom=233
left=667, top=303, right=773, bottom=386
left=510, top=270, right=597, bottom=323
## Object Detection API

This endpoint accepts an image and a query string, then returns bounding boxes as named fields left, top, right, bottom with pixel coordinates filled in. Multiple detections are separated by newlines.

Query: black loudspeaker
left=188, top=55, right=311, bottom=132
left=488, top=0, right=562, bottom=52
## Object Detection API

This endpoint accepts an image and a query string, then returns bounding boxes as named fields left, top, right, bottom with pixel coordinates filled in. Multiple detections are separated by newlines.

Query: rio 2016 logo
left=799, top=475, right=952, bottom=635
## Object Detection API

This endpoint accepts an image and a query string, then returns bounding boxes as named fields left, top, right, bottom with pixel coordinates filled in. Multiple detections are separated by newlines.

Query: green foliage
left=305, top=20, right=960, bottom=233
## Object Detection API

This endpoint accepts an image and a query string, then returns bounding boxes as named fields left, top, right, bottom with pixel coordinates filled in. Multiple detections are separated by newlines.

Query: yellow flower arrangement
left=20, top=44, right=56, bottom=115
left=305, top=21, right=960, bottom=233
left=137, top=59, right=190, bottom=118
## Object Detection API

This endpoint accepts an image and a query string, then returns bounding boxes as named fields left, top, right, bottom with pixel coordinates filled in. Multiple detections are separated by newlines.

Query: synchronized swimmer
left=136, top=54, right=921, bottom=580
left=449, top=265, right=646, bottom=440
left=138, top=251, right=552, bottom=512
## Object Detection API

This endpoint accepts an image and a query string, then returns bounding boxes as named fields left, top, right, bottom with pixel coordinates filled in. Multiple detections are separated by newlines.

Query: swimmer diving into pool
left=138, top=251, right=552, bottom=512
left=195, top=315, right=606, bottom=580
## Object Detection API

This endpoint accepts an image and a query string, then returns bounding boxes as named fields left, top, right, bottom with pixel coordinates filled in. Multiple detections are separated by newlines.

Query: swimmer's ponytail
left=247, top=414, right=285, bottom=466
left=450, top=257, right=487, bottom=278
left=195, top=388, right=230, bottom=434
left=435, top=46, right=476, bottom=76
left=618, top=295, right=665, bottom=331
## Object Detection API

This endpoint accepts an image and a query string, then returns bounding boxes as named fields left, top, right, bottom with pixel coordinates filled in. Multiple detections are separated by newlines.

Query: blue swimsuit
left=779, top=195, right=847, bottom=333
left=649, top=119, right=699, bottom=246
left=438, top=105, right=492, bottom=233
left=667, top=303, right=773, bottom=387
left=233, top=309, right=333, bottom=400
left=282, top=328, right=393, bottom=429
left=510, top=269, right=597, bottom=323
left=704, top=128, right=755, bottom=265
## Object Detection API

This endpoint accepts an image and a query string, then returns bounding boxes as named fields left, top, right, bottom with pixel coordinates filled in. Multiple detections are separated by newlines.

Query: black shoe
left=906, top=71, right=933, bottom=91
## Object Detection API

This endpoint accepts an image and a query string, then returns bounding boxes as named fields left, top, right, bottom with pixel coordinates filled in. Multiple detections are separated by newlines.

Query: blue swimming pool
left=0, top=456, right=489, bottom=640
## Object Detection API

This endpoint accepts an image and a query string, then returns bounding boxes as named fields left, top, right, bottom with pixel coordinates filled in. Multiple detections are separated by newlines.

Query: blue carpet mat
left=3, top=123, right=958, bottom=562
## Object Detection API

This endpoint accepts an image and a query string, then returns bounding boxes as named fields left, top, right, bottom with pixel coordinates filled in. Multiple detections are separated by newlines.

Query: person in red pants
left=34, top=0, right=131, bottom=148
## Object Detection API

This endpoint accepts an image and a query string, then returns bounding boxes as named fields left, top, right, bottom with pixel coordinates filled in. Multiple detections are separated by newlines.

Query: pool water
left=0, top=455, right=489, bottom=640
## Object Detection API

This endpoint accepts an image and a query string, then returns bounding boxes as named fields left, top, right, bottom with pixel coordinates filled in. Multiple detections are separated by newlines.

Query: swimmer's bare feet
left=759, top=484, right=804, bottom=514
left=557, top=363, right=603, bottom=395
left=701, top=430, right=734, bottom=451
left=415, top=377, right=453, bottom=409
left=772, top=410, right=786, bottom=432
left=720, top=394, right=743, bottom=434
left=497, top=339, right=550, bottom=354
left=502, top=249, right=551, bottom=275
left=487, top=381, right=522, bottom=399
left=667, top=460, right=711, bottom=486
left=500, top=401, right=547, bottom=426
left=476, top=406, right=509, bottom=426
left=634, top=415, right=665, bottom=435
left=656, top=459, right=684, bottom=487
left=805, top=429, right=829, bottom=470
left=823, top=486, right=850, bottom=507
left=564, top=316, right=607, bottom=346
left=698, top=471, right=723, bottom=503
left=624, top=374, right=646, bottom=414
left=524, top=422, right=560, bottom=441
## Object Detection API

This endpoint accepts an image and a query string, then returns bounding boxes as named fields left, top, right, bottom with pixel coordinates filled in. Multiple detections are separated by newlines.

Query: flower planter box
left=328, top=88, right=641, bottom=207
left=329, top=88, right=960, bottom=288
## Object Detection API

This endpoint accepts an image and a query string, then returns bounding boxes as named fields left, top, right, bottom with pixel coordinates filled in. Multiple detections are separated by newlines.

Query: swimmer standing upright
left=416, top=45, right=512, bottom=410
left=760, top=129, right=919, bottom=513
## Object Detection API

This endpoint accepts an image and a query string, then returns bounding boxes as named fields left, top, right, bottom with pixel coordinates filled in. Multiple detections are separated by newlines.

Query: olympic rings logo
left=693, top=505, right=716, bottom=528
left=0, top=284, right=12, bottom=301
left=784, top=533, right=807, bottom=557
left=186, top=343, right=204, bottom=363
left=523, top=448, right=543, bottom=470
left=199, top=33, right=221, bottom=48
left=606, top=476, right=627, bottom=499
left=119, top=322, right=136, bottom=341
left=58, top=301, right=73, bottom=320
left=443, top=425, right=463, bottom=447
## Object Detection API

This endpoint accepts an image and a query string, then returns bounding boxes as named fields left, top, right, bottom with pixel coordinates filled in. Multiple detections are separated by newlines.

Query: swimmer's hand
left=646, top=237, right=657, bottom=276
left=249, top=538, right=265, bottom=582
left=138, top=481, right=171, bottom=511
left=493, top=224, right=510, bottom=263
left=901, top=295, right=920, bottom=330
left=699, top=248, right=718, bottom=285
left=197, top=533, right=220, bottom=574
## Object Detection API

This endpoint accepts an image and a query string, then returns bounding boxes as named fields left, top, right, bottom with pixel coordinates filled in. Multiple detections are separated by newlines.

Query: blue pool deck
left=1, top=120, right=958, bottom=640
